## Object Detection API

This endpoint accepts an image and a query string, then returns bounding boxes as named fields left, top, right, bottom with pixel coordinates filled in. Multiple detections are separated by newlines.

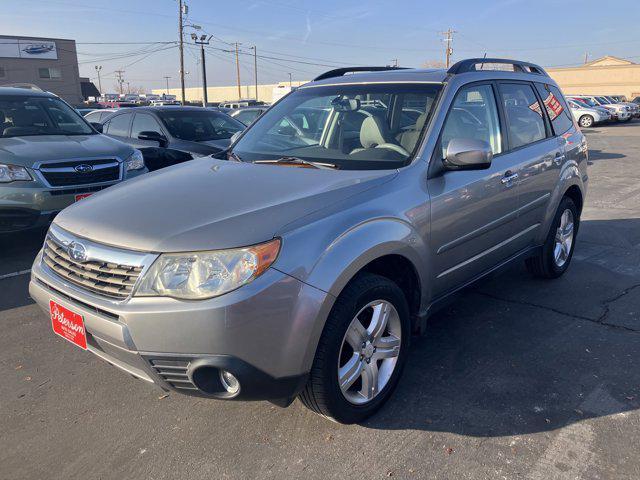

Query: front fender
left=276, top=218, right=430, bottom=373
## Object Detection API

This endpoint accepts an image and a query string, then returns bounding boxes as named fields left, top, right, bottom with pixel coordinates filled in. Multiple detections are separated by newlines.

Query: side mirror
left=443, top=138, right=493, bottom=170
left=90, top=122, right=103, bottom=133
left=138, top=130, right=168, bottom=147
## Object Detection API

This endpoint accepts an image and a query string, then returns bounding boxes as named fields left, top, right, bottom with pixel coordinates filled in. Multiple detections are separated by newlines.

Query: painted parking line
left=0, top=269, right=31, bottom=280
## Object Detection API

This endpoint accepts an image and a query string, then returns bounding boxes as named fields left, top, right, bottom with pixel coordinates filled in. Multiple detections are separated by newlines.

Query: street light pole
left=94, top=65, right=102, bottom=97
left=251, top=46, right=258, bottom=101
left=163, top=76, right=171, bottom=95
left=288, top=72, right=292, bottom=88
left=192, top=34, right=212, bottom=107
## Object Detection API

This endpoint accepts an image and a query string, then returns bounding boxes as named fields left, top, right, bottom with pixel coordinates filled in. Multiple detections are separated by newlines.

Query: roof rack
left=447, top=58, right=548, bottom=76
left=313, top=66, right=408, bottom=81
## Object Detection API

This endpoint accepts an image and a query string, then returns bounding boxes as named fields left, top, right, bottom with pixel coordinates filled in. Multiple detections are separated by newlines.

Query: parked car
left=567, top=99, right=610, bottom=127
left=99, top=106, right=245, bottom=171
left=0, top=87, right=146, bottom=233
left=603, top=96, right=640, bottom=118
left=30, top=59, right=587, bottom=424
left=228, top=106, right=269, bottom=126
left=569, top=95, right=632, bottom=122
left=219, top=100, right=267, bottom=109
left=83, top=108, right=118, bottom=123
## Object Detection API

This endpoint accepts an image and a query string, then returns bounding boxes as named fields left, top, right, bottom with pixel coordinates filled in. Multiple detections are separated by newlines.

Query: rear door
left=496, top=81, right=561, bottom=246
left=428, top=82, right=525, bottom=296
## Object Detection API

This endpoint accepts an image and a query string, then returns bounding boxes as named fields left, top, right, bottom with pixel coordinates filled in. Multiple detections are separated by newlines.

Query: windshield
left=157, top=110, right=244, bottom=142
left=596, top=96, right=611, bottom=104
left=0, top=96, right=94, bottom=138
left=231, top=83, right=442, bottom=170
left=576, top=97, right=597, bottom=107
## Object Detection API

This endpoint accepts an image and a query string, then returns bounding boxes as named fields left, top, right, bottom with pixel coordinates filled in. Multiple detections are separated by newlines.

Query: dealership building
left=547, top=56, right=640, bottom=100
left=0, top=35, right=87, bottom=104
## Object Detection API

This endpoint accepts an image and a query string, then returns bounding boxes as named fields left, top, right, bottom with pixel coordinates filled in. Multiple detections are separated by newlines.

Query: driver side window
left=441, top=84, right=502, bottom=158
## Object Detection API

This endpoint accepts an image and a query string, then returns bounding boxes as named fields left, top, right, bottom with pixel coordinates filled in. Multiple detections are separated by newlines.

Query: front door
left=428, top=83, right=524, bottom=297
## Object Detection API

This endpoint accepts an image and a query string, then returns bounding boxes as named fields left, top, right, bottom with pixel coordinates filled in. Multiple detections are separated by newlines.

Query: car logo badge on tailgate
left=68, top=242, right=87, bottom=262
left=74, top=164, right=93, bottom=173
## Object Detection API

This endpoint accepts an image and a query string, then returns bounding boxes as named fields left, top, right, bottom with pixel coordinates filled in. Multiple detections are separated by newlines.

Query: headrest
left=360, top=116, right=391, bottom=148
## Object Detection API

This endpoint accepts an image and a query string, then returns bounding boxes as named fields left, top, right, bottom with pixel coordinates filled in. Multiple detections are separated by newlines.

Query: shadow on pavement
left=365, top=217, right=640, bottom=435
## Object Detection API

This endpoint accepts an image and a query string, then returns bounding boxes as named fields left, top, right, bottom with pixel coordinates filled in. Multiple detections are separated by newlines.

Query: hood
left=0, top=134, right=133, bottom=167
left=54, top=158, right=396, bottom=252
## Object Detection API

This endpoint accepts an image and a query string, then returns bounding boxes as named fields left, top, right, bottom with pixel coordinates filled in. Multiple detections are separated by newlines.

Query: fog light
left=220, top=370, right=240, bottom=394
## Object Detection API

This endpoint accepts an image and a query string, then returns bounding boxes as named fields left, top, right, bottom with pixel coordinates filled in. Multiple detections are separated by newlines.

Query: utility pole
left=115, top=70, right=125, bottom=95
left=163, top=76, right=171, bottom=95
left=251, top=46, right=258, bottom=101
left=584, top=52, right=589, bottom=64
left=178, top=0, right=186, bottom=104
left=192, top=34, right=212, bottom=107
left=126, top=82, right=130, bottom=94
left=288, top=72, right=292, bottom=88
left=234, top=42, right=242, bottom=100
left=441, top=28, right=457, bottom=68
left=94, top=65, right=102, bottom=96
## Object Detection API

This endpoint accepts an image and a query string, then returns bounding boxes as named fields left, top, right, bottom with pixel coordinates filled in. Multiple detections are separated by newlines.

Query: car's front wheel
left=299, top=273, right=410, bottom=423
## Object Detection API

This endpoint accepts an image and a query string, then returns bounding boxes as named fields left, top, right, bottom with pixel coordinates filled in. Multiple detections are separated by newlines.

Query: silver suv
left=30, top=59, right=587, bottom=424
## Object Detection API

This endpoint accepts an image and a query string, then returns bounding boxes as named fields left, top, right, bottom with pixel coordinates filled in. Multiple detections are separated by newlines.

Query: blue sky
left=2, top=0, right=639, bottom=92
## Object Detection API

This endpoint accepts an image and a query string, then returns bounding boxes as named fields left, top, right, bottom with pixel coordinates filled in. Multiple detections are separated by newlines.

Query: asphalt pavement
left=1, top=122, right=639, bottom=480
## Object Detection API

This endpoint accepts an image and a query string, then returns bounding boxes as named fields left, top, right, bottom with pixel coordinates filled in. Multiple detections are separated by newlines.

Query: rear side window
left=535, top=83, right=574, bottom=135
left=104, top=113, right=132, bottom=137
left=441, top=84, right=502, bottom=157
left=498, top=83, right=546, bottom=149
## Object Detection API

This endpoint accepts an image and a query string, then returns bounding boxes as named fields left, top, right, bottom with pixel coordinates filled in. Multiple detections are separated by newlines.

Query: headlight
left=135, top=238, right=281, bottom=299
left=125, top=149, right=145, bottom=171
left=0, top=163, right=32, bottom=183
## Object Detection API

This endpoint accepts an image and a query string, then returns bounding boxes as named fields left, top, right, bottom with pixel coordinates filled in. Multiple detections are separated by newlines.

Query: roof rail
left=313, top=66, right=408, bottom=81
left=448, top=58, right=548, bottom=76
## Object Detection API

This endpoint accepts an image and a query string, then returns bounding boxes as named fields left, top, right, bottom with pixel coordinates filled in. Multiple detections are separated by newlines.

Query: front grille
left=39, top=159, right=120, bottom=187
left=42, top=236, right=143, bottom=299
left=148, top=358, right=198, bottom=391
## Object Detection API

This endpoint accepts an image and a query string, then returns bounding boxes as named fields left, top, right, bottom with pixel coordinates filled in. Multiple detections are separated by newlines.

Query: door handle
left=554, top=153, right=565, bottom=165
left=501, top=171, right=519, bottom=185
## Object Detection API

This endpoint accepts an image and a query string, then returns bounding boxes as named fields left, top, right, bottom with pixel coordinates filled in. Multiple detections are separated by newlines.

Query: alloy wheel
left=337, top=300, right=401, bottom=405
left=554, top=209, right=574, bottom=267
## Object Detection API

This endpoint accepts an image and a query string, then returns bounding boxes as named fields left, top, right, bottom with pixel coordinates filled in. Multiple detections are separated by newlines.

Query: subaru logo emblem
left=74, top=164, right=93, bottom=173
left=67, top=242, right=87, bottom=262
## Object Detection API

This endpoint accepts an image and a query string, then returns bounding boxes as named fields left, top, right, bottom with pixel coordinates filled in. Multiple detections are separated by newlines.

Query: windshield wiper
left=253, top=156, right=338, bottom=169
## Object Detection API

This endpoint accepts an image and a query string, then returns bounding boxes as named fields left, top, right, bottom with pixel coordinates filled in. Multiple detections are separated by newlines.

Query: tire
left=578, top=115, right=594, bottom=128
left=525, top=197, right=579, bottom=279
left=299, top=273, right=411, bottom=424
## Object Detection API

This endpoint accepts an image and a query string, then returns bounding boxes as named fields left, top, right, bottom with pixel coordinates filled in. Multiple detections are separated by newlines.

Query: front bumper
left=29, top=250, right=330, bottom=401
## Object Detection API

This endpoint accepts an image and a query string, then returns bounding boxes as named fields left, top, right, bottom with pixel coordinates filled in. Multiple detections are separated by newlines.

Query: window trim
left=496, top=80, right=552, bottom=153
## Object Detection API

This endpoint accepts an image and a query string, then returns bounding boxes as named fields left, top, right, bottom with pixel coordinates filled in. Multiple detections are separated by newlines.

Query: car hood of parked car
left=0, top=134, right=133, bottom=167
left=54, top=157, right=397, bottom=252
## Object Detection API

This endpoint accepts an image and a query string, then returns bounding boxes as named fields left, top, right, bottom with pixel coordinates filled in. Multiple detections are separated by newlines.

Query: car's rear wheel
left=525, top=196, right=579, bottom=278
left=578, top=115, right=594, bottom=128
left=299, top=273, right=410, bottom=423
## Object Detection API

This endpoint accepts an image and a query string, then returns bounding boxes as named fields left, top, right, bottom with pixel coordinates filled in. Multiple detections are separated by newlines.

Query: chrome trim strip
left=437, top=193, right=551, bottom=255
left=32, top=156, right=124, bottom=189
left=436, top=224, right=540, bottom=279
left=300, top=81, right=445, bottom=88
left=44, top=224, right=158, bottom=303
left=40, top=162, right=119, bottom=173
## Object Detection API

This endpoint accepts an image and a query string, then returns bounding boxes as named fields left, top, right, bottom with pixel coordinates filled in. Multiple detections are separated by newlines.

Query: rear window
left=535, top=83, right=574, bottom=134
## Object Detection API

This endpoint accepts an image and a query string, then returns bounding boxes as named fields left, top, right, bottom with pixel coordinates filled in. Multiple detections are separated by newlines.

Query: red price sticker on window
left=544, top=93, right=564, bottom=120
